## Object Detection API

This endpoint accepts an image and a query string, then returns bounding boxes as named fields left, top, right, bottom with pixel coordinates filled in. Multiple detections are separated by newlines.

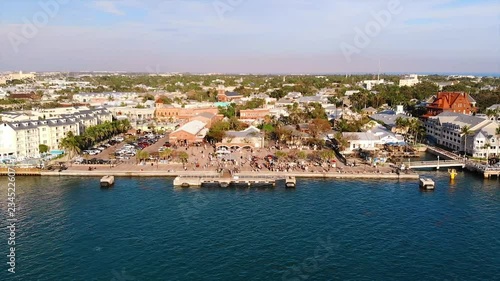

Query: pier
left=173, top=173, right=296, bottom=188
left=465, top=162, right=500, bottom=179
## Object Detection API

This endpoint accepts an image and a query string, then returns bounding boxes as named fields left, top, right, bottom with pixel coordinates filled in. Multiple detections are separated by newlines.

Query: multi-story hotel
left=0, top=108, right=112, bottom=160
left=425, top=112, right=499, bottom=158
left=0, top=118, right=79, bottom=159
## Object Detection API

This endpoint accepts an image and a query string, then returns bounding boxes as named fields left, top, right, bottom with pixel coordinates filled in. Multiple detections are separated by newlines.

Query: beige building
left=218, top=126, right=264, bottom=149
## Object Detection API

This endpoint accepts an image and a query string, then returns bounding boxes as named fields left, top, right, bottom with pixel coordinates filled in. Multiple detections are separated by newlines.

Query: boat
left=100, top=176, right=115, bottom=187
left=448, top=169, right=457, bottom=180
left=419, top=178, right=435, bottom=190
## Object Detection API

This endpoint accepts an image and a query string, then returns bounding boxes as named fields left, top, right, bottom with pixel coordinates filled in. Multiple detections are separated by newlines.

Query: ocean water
left=0, top=171, right=498, bottom=281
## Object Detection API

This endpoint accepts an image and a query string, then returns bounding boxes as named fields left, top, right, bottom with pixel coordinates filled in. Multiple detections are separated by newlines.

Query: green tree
left=39, top=144, right=49, bottom=154
left=206, top=121, right=230, bottom=143
left=461, top=125, right=474, bottom=155
left=496, top=126, right=500, bottom=157
left=308, top=118, right=332, bottom=138
left=218, top=104, right=237, bottom=118
left=136, top=150, right=150, bottom=162
left=60, top=131, right=81, bottom=158
left=178, top=151, right=189, bottom=163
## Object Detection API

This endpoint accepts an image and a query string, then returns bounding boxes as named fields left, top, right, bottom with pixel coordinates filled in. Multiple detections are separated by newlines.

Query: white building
left=425, top=112, right=499, bottom=158
left=107, top=107, right=155, bottom=125
left=73, top=92, right=138, bottom=103
left=399, top=74, right=420, bottom=87
left=0, top=108, right=112, bottom=159
left=219, top=126, right=265, bottom=149
left=362, top=79, right=385, bottom=90
left=0, top=71, right=36, bottom=82
left=341, top=132, right=382, bottom=153
left=0, top=118, right=80, bottom=159
left=0, top=88, right=8, bottom=99
left=345, top=90, right=360, bottom=97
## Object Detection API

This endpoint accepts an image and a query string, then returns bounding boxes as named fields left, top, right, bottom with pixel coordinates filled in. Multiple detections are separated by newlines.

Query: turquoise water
left=1, top=171, right=499, bottom=281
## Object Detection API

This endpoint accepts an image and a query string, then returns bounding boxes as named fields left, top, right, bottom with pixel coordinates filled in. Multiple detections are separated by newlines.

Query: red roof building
left=424, top=92, right=476, bottom=118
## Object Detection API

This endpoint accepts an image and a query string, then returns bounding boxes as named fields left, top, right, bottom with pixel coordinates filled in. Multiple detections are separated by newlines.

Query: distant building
left=361, top=107, right=377, bottom=116
left=73, top=92, right=138, bottom=104
left=424, top=92, right=476, bottom=118
left=487, top=104, right=500, bottom=111
left=0, top=71, right=36, bottom=82
left=9, top=92, right=40, bottom=101
left=435, top=81, right=458, bottom=90
left=217, top=91, right=243, bottom=102
left=399, top=74, right=420, bottom=87
left=154, top=100, right=220, bottom=123
left=240, top=108, right=270, bottom=121
left=108, top=107, right=155, bottom=124
left=362, top=79, right=385, bottom=90
left=344, top=90, right=360, bottom=97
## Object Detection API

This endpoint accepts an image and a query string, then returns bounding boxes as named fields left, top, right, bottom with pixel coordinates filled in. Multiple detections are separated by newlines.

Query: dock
left=465, top=163, right=500, bottom=179
left=173, top=174, right=296, bottom=188
left=419, top=178, right=435, bottom=190
left=100, top=175, right=115, bottom=187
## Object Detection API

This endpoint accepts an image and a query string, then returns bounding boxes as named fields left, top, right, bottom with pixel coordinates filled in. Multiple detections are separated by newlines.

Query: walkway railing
left=406, top=159, right=465, bottom=169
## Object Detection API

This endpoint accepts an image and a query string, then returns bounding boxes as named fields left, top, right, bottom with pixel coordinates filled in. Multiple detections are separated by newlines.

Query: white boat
left=100, top=176, right=115, bottom=187
left=419, top=178, right=435, bottom=190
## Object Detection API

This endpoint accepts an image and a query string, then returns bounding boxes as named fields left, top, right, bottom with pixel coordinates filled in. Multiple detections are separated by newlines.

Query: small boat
left=100, top=176, right=115, bottom=187
left=448, top=169, right=457, bottom=180
left=419, top=178, right=435, bottom=190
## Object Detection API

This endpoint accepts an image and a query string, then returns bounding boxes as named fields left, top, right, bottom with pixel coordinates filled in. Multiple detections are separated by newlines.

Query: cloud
left=92, top=1, right=125, bottom=16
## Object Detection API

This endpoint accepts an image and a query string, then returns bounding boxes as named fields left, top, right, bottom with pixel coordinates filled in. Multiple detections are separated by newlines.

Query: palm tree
left=483, top=142, right=491, bottom=161
left=496, top=126, right=500, bottom=157
left=485, top=109, right=496, bottom=120
left=461, top=125, right=474, bottom=156
left=60, top=131, right=81, bottom=159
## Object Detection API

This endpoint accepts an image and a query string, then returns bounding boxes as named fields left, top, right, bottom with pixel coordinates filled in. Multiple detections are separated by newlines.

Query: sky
left=0, top=0, right=498, bottom=74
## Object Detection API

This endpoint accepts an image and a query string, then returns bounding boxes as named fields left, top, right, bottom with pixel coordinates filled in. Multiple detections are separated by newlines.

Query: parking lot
left=74, top=133, right=169, bottom=164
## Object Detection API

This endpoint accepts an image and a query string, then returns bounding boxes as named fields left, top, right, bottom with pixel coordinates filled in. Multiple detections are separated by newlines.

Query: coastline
left=39, top=170, right=419, bottom=180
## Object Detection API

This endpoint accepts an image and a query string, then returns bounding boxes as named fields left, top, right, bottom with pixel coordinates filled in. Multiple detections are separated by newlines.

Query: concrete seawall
left=40, top=171, right=419, bottom=180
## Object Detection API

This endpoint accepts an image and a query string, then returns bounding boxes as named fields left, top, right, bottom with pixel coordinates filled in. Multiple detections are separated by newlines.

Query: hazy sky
left=0, top=0, right=499, bottom=74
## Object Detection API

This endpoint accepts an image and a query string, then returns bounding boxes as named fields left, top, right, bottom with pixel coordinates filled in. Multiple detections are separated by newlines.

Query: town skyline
left=1, top=0, right=499, bottom=73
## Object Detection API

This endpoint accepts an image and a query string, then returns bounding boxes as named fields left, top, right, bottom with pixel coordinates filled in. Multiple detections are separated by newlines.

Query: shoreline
left=38, top=170, right=419, bottom=180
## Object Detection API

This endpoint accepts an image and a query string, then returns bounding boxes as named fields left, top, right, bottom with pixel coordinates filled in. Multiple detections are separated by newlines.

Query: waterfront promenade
left=40, top=169, right=419, bottom=180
